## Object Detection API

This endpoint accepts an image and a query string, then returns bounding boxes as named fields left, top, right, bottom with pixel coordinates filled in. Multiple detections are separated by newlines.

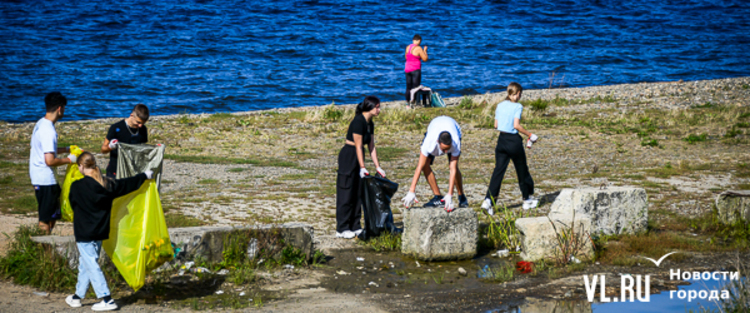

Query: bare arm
left=101, top=138, right=113, bottom=153
left=368, top=136, right=381, bottom=169
left=415, top=46, right=428, bottom=61
left=352, top=133, right=366, bottom=169
left=44, top=152, right=71, bottom=167
left=447, top=156, right=459, bottom=196
left=514, top=118, right=532, bottom=137
left=494, top=119, right=498, bottom=129
left=56, top=146, right=70, bottom=154
left=409, top=153, right=429, bottom=193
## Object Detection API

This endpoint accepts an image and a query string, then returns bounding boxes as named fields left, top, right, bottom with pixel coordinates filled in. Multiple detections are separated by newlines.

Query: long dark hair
left=356, top=96, right=380, bottom=115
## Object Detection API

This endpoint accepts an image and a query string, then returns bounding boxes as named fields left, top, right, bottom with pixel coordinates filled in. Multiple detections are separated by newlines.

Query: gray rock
left=716, top=191, right=750, bottom=225
left=548, top=187, right=648, bottom=235
left=401, top=207, right=477, bottom=261
left=521, top=297, right=592, bottom=313
left=458, top=267, right=467, bottom=276
left=515, top=216, right=594, bottom=262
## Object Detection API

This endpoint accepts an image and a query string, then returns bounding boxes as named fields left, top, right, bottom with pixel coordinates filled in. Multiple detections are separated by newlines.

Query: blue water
left=2, top=0, right=750, bottom=123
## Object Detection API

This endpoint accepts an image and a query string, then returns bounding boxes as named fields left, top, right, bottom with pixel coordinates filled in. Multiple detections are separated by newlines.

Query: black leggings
left=485, top=133, right=534, bottom=201
left=336, top=145, right=363, bottom=233
left=405, top=69, right=422, bottom=102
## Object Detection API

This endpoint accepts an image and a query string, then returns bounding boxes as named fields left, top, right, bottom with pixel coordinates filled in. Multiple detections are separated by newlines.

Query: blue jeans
left=75, top=241, right=110, bottom=299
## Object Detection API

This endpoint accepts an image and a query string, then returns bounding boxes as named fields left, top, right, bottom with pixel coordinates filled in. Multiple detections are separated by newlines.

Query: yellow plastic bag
left=103, top=180, right=173, bottom=291
left=59, top=145, right=85, bottom=222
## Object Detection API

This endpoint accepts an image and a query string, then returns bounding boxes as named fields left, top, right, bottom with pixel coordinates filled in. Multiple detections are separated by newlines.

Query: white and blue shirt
left=29, top=117, right=58, bottom=186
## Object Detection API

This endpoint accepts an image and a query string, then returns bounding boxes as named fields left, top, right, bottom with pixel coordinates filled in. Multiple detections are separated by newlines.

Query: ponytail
left=356, top=96, right=381, bottom=115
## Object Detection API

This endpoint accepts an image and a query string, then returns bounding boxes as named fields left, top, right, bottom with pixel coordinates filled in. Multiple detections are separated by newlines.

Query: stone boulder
left=515, top=216, right=594, bottom=262
left=716, top=191, right=750, bottom=225
left=548, top=187, right=648, bottom=235
left=401, top=207, right=477, bottom=261
left=520, top=297, right=592, bottom=313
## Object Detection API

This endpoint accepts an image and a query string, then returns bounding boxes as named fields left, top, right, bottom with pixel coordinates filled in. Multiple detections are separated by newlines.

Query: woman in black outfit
left=336, top=96, right=385, bottom=239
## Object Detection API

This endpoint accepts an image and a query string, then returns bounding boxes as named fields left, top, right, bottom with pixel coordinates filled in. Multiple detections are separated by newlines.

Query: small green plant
left=524, top=98, right=549, bottom=112
left=478, top=263, right=515, bottom=283
left=358, top=231, right=401, bottom=252
left=548, top=212, right=593, bottom=266
left=177, top=115, right=191, bottom=124
left=323, top=104, right=343, bottom=121
left=197, top=179, right=219, bottom=184
left=237, top=119, right=252, bottom=127
left=640, top=138, right=659, bottom=147
left=227, top=167, right=246, bottom=173
left=742, top=84, right=749, bottom=90
left=0, top=226, right=78, bottom=291
left=694, top=102, right=715, bottom=109
left=684, top=133, right=708, bottom=144
left=431, top=273, right=444, bottom=284
left=10, top=196, right=37, bottom=215
left=459, top=96, right=475, bottom=109
left=0, top=176, right=12, bottom=184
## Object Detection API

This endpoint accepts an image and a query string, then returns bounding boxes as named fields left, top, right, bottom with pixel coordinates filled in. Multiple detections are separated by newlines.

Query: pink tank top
left=405, top=44, right=421, bottom=73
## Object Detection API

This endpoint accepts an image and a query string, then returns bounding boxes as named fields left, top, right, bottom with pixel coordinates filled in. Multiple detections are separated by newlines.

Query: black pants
left=485, top=133, right=534, bottom=201
left=336, top=145, right=363, bottom=233
left=405, top=69, right=421, bottom=102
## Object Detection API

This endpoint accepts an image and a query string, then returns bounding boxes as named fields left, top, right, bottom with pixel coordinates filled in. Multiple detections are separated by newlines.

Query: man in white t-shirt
left=29, top=92, right=77, bottom=234
left=401, top=115, right=468, bottom=212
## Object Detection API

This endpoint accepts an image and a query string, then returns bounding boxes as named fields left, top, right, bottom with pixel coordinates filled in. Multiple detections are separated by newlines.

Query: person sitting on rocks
left=101, top=104, right=149, bottom=178
left=401, top=115, right=468, bottom=212
left=481, top=82, right=539, bottom=215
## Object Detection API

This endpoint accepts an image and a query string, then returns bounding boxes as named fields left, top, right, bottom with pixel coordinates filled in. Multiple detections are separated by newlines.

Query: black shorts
left=34, top=184, right=61, bottom=222
left=427, top=153, right=452, bottom=165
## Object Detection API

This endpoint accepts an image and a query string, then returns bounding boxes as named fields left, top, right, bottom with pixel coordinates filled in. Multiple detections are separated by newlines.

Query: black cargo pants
left=336, top=145, right=363, bottom=233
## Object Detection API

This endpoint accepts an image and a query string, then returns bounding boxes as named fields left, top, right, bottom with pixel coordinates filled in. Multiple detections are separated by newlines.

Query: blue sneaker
left=458, top=195, right=469, bottom=208
left=423, top=195, right=444, bottom=208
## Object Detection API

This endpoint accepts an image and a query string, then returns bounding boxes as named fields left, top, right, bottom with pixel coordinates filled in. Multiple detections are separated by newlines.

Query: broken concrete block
left=401, top=207, right=477, bottom=261
left=716, top=191, right=750, bottom=225
left=515, top=216, right=594, bottom=262
left=548, top=187, right=648, bottom=235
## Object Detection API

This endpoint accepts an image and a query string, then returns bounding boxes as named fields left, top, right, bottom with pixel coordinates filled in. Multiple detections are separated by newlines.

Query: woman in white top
left=481, top=82, right=539, bottom=214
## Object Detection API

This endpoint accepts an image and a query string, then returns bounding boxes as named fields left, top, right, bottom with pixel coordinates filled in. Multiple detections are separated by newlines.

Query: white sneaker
left=481, top=198, right=494, bottom=215
left=522, top=196, right=539, bottom=210
left=336, top=231, right=355, bottom=239
left=92, top=299, right=118, bottom=311
left=65, top=295, right=81, bottom=308
left=352, top=229, right=363, bottom=237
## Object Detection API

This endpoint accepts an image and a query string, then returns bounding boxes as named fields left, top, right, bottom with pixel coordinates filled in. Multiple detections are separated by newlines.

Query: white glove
left=376, top=167, right=386, bottom=178
left=359, top=168, right=369, bottom=178
left=443, top=194, right=454, bottom=212
left=402, top=192, right=418, bottom=208
left=67, top=154, right=77, bottom=164
left=530, top=134, right=538, bottom=142
left=108, top=139, right=119, bottom=150
left=144, top=170, right=153, bottom=179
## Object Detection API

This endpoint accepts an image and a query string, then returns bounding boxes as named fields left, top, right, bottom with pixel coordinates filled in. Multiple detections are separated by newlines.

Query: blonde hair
left=77, top=152, right=110, bottom=188
left=505, top=82, right=523, bottom=101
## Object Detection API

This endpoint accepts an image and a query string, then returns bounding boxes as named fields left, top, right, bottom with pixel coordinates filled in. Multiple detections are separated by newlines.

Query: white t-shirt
left=29, top=117, right=58, bottom=186
left=420, top=116, right=462, bottom=157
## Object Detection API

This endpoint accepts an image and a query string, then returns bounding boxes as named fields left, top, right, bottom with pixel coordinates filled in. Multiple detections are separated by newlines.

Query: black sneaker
left=423, top=195, right=444, bottom=208
left=458, top=195, right=469, bottom=208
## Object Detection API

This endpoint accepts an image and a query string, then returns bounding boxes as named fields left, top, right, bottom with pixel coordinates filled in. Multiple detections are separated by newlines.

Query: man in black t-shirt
left=101, top=104, right=149, bottom=178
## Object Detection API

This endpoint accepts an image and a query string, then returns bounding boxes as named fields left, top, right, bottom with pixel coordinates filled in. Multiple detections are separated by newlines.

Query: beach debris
left=191, top=267, right=212, bottom=274
left=458, top=267, right=467, bottom=276
left=257, top=258, right=265, bottom=265
left=183, top=261, right=195, bottom=270
left=570, top=256, right=581, bottom=264
left=215, top=290, right=224, bottom=295
left=496, top=249, right=510, bottom=258
left=217, top=269, right=229, bottom=275
left=32, top=292, right=48, bottom=297
left=284, top=264, right=295, bottom=270
left=356, top=266, right=364, bottom=270
left=356, top=257, right=365, bottom=262
left=415, top=261, right=421, bottom=267
left=239, top=292, right=246, bottom=296
left=388, top=262, right=395, bottom=268
left=336, top=270, right=350, bottom=275
left=516, top=261, right=534, bottom=274
left=368, top=281, right=379, bottom=288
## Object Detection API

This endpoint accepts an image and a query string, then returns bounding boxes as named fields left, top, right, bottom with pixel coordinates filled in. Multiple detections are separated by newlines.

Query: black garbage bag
left=358, top=175, right=399, bottom=240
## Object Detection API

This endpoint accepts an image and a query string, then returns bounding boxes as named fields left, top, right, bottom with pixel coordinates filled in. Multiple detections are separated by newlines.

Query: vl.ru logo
left=583, top=252, right=677, bottom=303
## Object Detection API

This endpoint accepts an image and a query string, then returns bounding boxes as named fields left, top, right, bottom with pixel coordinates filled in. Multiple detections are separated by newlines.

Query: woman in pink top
left=405, top=34, right=428, bottom=104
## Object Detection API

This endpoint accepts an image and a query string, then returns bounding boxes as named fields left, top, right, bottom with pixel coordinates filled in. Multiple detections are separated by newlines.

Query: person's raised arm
left=418, top=46, right=428, bottom=61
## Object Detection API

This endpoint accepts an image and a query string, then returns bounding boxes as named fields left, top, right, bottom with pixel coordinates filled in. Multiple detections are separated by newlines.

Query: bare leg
left=422, top=163, right=442, bottom=196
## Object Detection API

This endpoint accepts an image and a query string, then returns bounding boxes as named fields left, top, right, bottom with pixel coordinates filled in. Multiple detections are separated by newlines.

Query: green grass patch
left=227, top=168, right=246, bottom=173
left=377, top=146, right=410, bottom=162
left=0, top=226, right=78, bottom=291
left=640, top=138, right=659, bottom=147
left=165, top=154, right=297, bottom=168
left=357, top=231, right=401, bottom=252
left=197, top=179, right=219, bottom=185
left=684, top=133, right=708, bottom=144
left=0, top=176, right=13, bottom=184
left=278, top=172, right=318, bottom=181
left=522, top=98, right=549, bottom=112
left=9, top=195, right=37, bottom=215
left=165, top=212, right=210, bottom=228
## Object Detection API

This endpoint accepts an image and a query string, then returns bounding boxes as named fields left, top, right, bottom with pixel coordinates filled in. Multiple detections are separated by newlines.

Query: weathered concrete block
left=515, top=216, right=593, bottom=262
left=31, top=223, right=314, bottom=268
left=716, top=191, right=750, bottom=225
left=401, top=207, right=477, bottom=261
left=548, top=187, right=648, bottom=235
